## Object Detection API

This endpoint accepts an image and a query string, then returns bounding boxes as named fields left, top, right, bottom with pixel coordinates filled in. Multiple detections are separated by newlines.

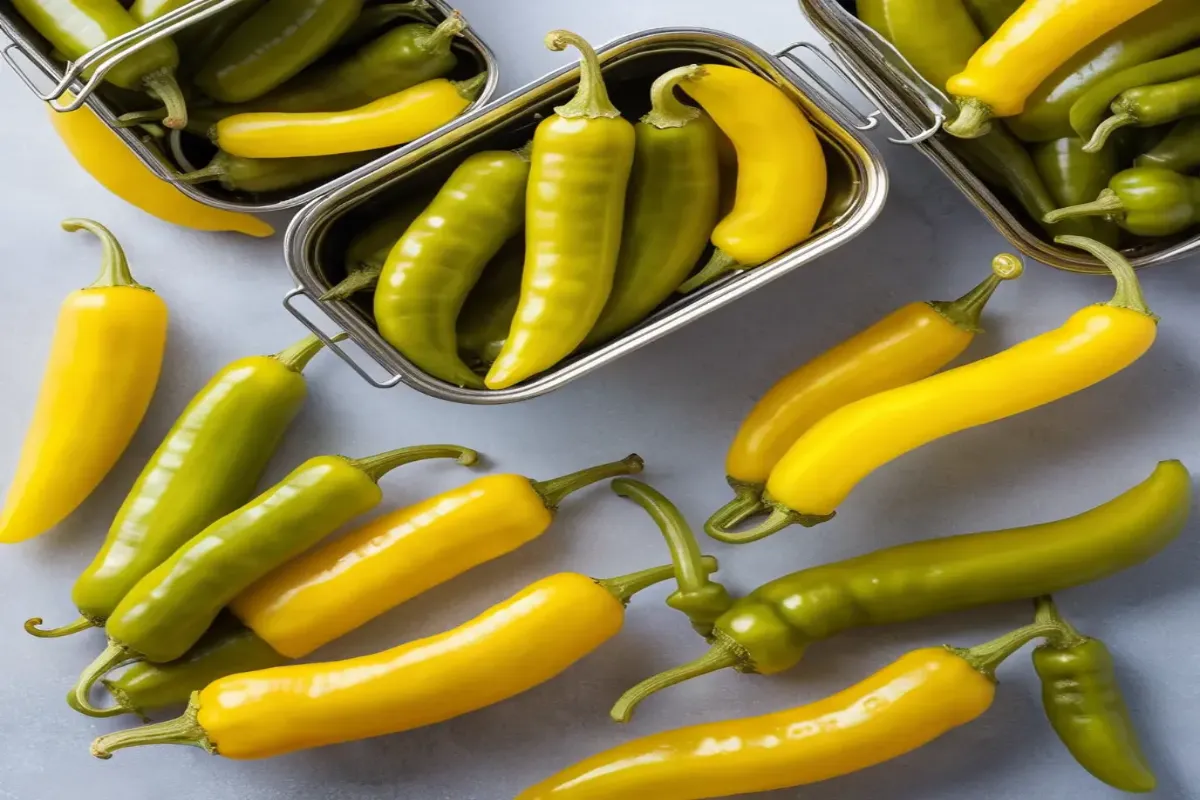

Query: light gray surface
left=1, top=1, right=1199, bottom=799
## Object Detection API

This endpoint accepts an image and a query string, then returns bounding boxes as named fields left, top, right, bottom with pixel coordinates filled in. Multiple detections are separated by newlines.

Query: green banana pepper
left=322, top=199, right=429, bottom=301
left=1071, top=46, right=1200, bottom=143
left=172, top=0, right=266, bottom=75
left=68, top=443, right=477, bottom=716
left=1085, top=73, right=1200, bottom=154
left=176, top=150, right=377, bottom=194
left=26, top=334, right=328, bottom=641
left=1045, top=167, right=1200, bottom=237
left=457, top=237, right=524, bottom=369
left=1135, top=117, right=1200, bottom=173
left=1031, top=138, right=1122, bottom=248
left=962, top=0, right=1021, bottom=35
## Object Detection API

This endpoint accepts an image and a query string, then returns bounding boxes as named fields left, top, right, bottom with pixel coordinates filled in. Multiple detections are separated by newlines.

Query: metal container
left=0, top=0, right=499, bottom=212
left=796, top=0, right=1200, bottom=272
left=284, top=27, right=888, bottom=404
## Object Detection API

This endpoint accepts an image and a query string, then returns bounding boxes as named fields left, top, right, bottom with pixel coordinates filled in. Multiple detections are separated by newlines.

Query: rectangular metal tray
left=0, top=0, right=499, bottom=213
left=283, top=27, right=889, bottom=404
left=797, top=0, right=1200, bottom=272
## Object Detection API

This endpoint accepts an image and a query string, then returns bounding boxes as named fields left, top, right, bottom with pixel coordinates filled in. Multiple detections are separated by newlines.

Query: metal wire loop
left=282, top=288, right=405, bottom=390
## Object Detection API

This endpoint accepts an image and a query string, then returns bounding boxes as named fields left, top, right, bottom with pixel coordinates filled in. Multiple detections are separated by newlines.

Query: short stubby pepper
left=1045, top=167, right=1200, bottom=238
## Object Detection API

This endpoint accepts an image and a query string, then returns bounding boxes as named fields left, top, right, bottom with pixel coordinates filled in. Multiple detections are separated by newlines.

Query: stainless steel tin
left=0, top=0, right=499, bottom=213
left=797, top=0, right=1200, bottom=273
left=284, top=27, right=889, bottom=405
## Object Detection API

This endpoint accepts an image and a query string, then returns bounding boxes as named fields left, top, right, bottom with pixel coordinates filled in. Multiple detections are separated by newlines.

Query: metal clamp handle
left=282, top=288, right=405, bottom=390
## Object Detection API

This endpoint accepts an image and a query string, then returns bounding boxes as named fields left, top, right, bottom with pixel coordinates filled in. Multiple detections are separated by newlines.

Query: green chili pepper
left=176, top=150, right=376, bottom=194
left=172, top=0, right=266, bottom=75
left=25, top=334, right=329, bottom=641
left=68, top=443, right=478, bottom=716
left=374, top=148, right=530, bottom=388
left=1045, top=167, right=1200, bottom=237
left=338, top=0, right=435, bottom=51
left=1031, top=138, right=1122, bottom=248
left=1135, top=117, right=1200, bottom=173
left=1084, top=74, right=1200, bottom=154
left=608, top=460, right=1189, bottom=718
left=484, top=31, right=636, bottom=390
left=11, top=0, right=188, bottom=127
left=1071, top=47, right=1200, bottom=144
left=582, top=66, right=720, bottom=348
left=962, top=0, right=1021, bottom=35
left=1007, top=0, right=1200, bottom=142
left=1033, top=596, right=1157, bottom=793
left=456, top=237, right=524, bottom=369
left=322, top=199, right=429, bottom=301
left=195, top=0, right=364, bottom=104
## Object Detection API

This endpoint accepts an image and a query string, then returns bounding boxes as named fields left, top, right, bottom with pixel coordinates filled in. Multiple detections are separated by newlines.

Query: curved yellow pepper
left=48, top=103, right=272, bottom=238
left=216, top=73, right=486, bottom=159
left=945, top=0, right=1162, bottom=138
left=0, top=220, right=168, bottom=544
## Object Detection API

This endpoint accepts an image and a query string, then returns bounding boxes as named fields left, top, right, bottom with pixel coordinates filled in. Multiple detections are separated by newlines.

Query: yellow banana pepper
left=945, top=0, right=1163, bottom=138
left=0, top=220, right=169, bottom=544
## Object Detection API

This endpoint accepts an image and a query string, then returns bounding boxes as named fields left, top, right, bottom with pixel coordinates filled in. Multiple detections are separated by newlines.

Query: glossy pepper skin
left=216, top=73, right=485, bottom=159
left=708, top=254, right=1022, bottom=540
left=25, top=334, right=326, bottom=639
left=1032, top=597, right=1156, bottom=793
left=675, top=64, right=827, bottom=291
left=456, top=237, right=525, bottom=367
left=196, top=0, right=363, bottom=103
left=1046, top=167, right=1200, bottom=238
left=1085, top=73, right=1200, bottom=154
left=234, top=454, right=642, bottom=658
left=485, top=32, right=635, bottom=389
left=90, top=561, right=718, bottom=760
left=375, top=148, right=530, bottom=387
left=944, top=0, right=1163, bottom=139
left=583, top=66, right=720, bottom=346
left=69, top=444, right=477, bottom=716
left=0, top=221, right=167, bottom=544
left=322, top=199, right=429, bottom=301
left=1031, top=138, right=1122, bottom=248
left=615, top=460, right=1189, bottom=714
left=338, top=0, right=435, bottom=50
left=1135, top=118, right=1200, bottom=173
left=171, top=0, right=265, bottom=76
left=1071, top=46, right=1200, bottom=144
left=962, top=0, right=1021, bottom=34
left=176, top=150, right=376, bottom=194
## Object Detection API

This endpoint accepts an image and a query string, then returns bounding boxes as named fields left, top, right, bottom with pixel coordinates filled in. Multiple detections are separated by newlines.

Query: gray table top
left=2, top=1, right=1199, bottom=799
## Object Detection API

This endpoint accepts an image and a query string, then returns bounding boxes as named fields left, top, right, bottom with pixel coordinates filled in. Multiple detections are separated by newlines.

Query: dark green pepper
left=457, top=237, right=524, bottom=368
left=583, top=66, right=720, bottom=348
left=1045, top=167, right=1200, bottom=237
left=374, top=148, right=530, bottom=388
left=1135, top=117, right=1200, bottom=173
left=68, top=443, right=477, bottom=716
left=195, top=0, right=364, bottom=103
left=172, top=0, right=267, bottom=76
left=962, top=0, right=1021, bottom=35
left=1085, top=72, right=1200, bottom=154
left=1031, top=138, right=1122, bottom=248
left=338, top=0, right=435, bottom=51
left=26, top=334, right=328, bottom=640
left=1071, top=46, right=1200, bottom=143
left=176, top=150, right=377, bottom=194
left=1033, top=596, right=1157, bottom=793
left=322, top=199, right=429, bottom=301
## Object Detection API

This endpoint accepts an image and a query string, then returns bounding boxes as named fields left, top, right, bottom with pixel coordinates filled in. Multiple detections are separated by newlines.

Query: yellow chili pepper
left=944, top=0, right=1163, bottom=138
left=91, top=560, right=717, bottom=761
left=673, top=63, right=827, bottom=292
left=0, top=220, right=168, bottom=544
left=730, top=236, right=1156, bottom=543
left=215, top=73, right=487, bottom=159
left=232, top=454, right=643, bottom=658
left=48, top=102, right=273, bottom=238
left=709, top=254, right=1022, bottom=539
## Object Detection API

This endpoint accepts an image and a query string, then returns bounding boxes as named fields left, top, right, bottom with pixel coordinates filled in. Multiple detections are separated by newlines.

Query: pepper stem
left=532, top=454, right=644, bottom=510
left=24, top=615, right=97, bottom=638
left=116, top=108, right=167, bottom=128
left=706, top=480, right=769, bottom=537
left=175, top=163, right=225, bottom=185
left=705, top=501, right=833, bottom=544
left=643, top=65, right=705, bottom=129
left=613, top=478, right=733, bottom=639
left=143, top=69, right=188, bottom=130
left=678, top=249, right=740, bottom=294
left=454, top=72, right=488, bottom=102
left=1043, top=188, right=1126, bottom=224
left=1054, top=235, right=1154, bottom=318
left=321, top=266, right=383, bottom=301
left=71, top=641, right=137, bottom=717
left=950, top=620, right=1068, bottom=680
left=62, top=219, right=146, bottom=291
left=597, top=556, right=719, bottom=605
left=350, top=444, right=479, bottom=483
left=944, top=96, right=993, bottom=139
left=91, top=694, right=214, bottom=759
left=273, top=332, right=342, bottom=372
left=611, top=638, right=743, bottom=722
left=547, top=30, right=620, bottom=119
left=415, top=11, right=465, bottom=53
left=928, top=253, right=1024, bottom=333
left=1033, top=595, right=1089, bottom=649
left=1083, top=112, right=1136, bottom=154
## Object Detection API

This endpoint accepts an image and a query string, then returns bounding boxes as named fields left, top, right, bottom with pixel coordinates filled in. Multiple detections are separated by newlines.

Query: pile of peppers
left=860, top=0, right=1200, bottom=249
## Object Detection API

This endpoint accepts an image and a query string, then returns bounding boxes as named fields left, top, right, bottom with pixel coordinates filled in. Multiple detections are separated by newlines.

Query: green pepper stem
left=321, top=266, right=383, bottom=301
left=950, top=620, right=1069, bottom=680
left=97, top=678, right=147, bottom=721
left=143, top=69, right=188, bottom=130
left=944, top=96, right=994, bottom=139
left=62, top=219, right=147, bottom=291
left=547, top=30, right=620, bottom=120
left=24, top=615, right=97, bottom=638
left=928, top=253, right=1024, bottom=333
left=175, top=163, right=225, bottom=185
left=116, top=108, right=167, bottom=128
left=1033, top=595, right=1089, bottom=649
left=643, top=65, right=705, bottom=129
left=1083, top=112, right=1136, bottom=154
left=454, top=72, right=488, bottom=102
left=91, top=694, right=214, bottom=759
left=273, top=332, right=339, bottom=372
left=350, top=444, right=479, bottom=483
left=678, top=249, right=740, bottom=294
left=532, top=454, right=644, bottom=510
left=611, top=638, right=743, bottom=722
left=71, top=641, right=138, bottom=717
left=1043, top=188, right=1126, bottom=224
left=706, top=480, right=769, bottom=536
left=415, top=10, right=465, bottom=53
left=597, top=556, right=719, bottom=604
left=705, top=501, right=833, bottom=545
left=1054, top=235, right=1155, bottom=318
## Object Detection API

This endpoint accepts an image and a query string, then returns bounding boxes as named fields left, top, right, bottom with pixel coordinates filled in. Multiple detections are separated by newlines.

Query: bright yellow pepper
left=709, top=254, right=1021, bottom=540
left=945, top=0, right=1163, bottom=138
left=215, top=73, right=487, bottom=159
left=735, top=236, right=1157, bottom=543
left=674, top=63, right=828, bottom=291
left=0, top=220, right=168, bottom=544
left=48, top=102, right=273, bottom=238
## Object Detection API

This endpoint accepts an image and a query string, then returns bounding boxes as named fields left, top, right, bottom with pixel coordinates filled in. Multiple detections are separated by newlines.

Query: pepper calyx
left=706, top=498, right=833, bottom=545
left=64, top=219, right=149, bottom=292
left=90, top=693, right=214, bottom=759
left=1054, top=235, right=1156, bottom=320
left=643, top=65, right=705, bottom=129
left=944, top=96, right=993, bottom=139
left=71, top=640, right=140, bottom=717
left=928, top=253, right=1023, bottom=333
left=547, top=30, right=620, bottom=120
